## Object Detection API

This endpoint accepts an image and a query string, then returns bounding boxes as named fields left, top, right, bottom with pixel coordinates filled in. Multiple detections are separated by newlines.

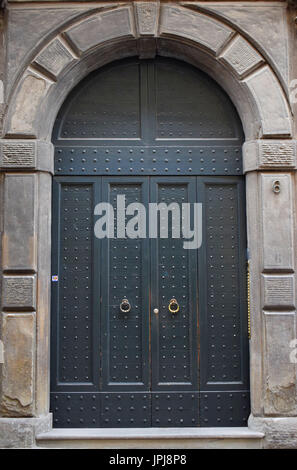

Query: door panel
left=51, top=177, right=101, bottom=428
left=198, top=177, right=250, bottom=427
left=198, top=177, right=248, bottom=390
left=51, top=177, right=100, bottom=392
left=100, top=177, right=150, bottom=392
left=150, top=177, right=199, bottom=427
left=150, top=177, right=198, bottom=391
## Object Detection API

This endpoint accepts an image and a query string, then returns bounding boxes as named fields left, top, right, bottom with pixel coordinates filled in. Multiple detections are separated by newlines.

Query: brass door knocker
left=120, top=298, right=131, bottom=313
left=168, top=298, right=180, bottom=314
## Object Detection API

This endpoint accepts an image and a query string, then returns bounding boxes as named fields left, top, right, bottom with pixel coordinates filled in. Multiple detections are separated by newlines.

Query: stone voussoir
left=243, top=67, right=292, bottom=138
left=64, top=7, right=135, bottom=55
left=34, top=37, right=77, bottom=79
left=219, top=35, right=264, bottom=78
left=159, top=4, right=235, bottom=55
left=9, top=71, right=51, bottom=137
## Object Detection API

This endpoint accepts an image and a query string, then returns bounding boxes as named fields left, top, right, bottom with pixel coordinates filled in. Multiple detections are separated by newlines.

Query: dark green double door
left=50, top=57, right=250, bottom=428
left=51, top=174, right=249, bottom=428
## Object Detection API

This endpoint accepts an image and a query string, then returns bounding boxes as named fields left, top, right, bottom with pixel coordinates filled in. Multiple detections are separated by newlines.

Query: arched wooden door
left=50, top=58, right=250, bottom=428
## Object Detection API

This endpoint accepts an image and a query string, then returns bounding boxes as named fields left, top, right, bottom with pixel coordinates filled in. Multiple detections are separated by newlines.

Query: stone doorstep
left=35, top=427, right=265, bottom=449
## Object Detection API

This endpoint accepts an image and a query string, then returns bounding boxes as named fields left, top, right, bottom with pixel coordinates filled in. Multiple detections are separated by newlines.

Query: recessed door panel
left=150, top=178, right=198, bottom=391
left=51, top=177, right=100, bottom=392
left=100, top=177, right=150, bottom=392
left=58, top=62, right=143, bottom=140
left=155, top=59, right=241, bottom=140
left=197, top=177, right=250, bottom=426
left=198, top=177, right=248, bottom=389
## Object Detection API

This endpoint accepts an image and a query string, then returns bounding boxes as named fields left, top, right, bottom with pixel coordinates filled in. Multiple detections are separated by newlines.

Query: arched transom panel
left=53, top=57, right=244, bottom=177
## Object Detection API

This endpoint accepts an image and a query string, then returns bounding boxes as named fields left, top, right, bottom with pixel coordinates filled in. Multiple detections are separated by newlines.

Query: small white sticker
left=0, top=80, right=3, bottom=105
left=52, top=275, right=59, bottom=282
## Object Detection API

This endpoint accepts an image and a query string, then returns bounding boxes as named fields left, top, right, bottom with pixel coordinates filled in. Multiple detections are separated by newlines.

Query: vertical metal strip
left=247, top=260, right=251, bottom=340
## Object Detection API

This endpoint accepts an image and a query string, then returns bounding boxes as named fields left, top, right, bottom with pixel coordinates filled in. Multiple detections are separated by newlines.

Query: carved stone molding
left=0, top=139, right=54, bottom=173
left=2, top=275, right=37, bottom=310
left=262, top=275, right=295, bottom=309
left=243, top=140, right=297, bottom=173
left=137, top=37, right=157, bottom=59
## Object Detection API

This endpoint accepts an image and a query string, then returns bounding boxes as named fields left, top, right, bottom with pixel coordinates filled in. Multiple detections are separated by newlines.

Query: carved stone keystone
left=134, top=1, right=159, bottom=36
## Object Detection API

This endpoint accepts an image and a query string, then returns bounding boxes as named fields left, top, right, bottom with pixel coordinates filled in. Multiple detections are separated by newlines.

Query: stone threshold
left=37, top=427, right=264, bottom=440
left=36, top=427, right=264, bottom=449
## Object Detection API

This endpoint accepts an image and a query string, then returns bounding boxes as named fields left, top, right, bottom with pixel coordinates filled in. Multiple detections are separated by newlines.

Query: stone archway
left=3, top=3, right=292, bottom=140
left=0, top=2, right=296, bottom=447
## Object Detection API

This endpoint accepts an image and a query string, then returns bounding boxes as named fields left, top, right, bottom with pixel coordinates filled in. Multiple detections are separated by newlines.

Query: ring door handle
left=120, top=298, right=131, bottom=313
left=168, top=298, right=180, bottom=314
